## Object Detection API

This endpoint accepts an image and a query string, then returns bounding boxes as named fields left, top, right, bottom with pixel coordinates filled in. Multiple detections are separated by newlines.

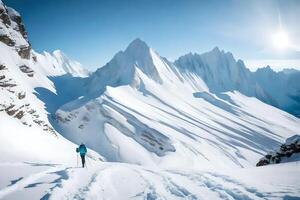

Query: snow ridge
left=1, top=1, right=300, bottom=199
left=54, top=39, right=300, bottom=170
left=175, top=49, right=300, bottom=116
left=87, top=38, right=163, bottom=97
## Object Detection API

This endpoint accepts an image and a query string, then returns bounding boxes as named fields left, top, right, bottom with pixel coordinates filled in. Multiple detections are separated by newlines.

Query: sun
left=272, top=30, right=290, bottom=50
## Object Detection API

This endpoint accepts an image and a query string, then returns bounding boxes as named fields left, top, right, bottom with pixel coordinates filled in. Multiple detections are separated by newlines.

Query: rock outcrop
left=257, top=135, right=300, bottom=166
left=0, top=1, right=31, bottom=59
left=0, top=1, right=56, bottom=135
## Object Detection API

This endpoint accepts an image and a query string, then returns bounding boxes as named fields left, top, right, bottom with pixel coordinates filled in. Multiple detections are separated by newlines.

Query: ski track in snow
left=0, top=162, right=299, bottom=200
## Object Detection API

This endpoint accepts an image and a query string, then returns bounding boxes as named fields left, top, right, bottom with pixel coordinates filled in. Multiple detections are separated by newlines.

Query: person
left=76, top=143, right=87, bottom=168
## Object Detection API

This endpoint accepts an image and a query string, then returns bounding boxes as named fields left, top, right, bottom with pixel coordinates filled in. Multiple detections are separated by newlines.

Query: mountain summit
left=1, top=2, right=300, bottom=199
left=175, top=47, right=253, bottom=93
left=87, top=38, right=164, bottom=96
left=85, top=39, right=300, bottom=116
left=125, top=38, right=150, bottom=53
left=53, top=39, right=300, bottom=168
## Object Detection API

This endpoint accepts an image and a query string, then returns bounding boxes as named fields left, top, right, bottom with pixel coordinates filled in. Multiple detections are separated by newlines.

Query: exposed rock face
left=0, top=4, right=10, bottom=25
left=0, top=64, right=6, bottom=70
left=0, top=35, right=15, bottom=46
left=0, top=65, right=17, bottom=87
left=17, top=91, right=26, bottom=99
left=256, top=135, right=300, bottom=167
left=19, top=65, right=34, bottom=77
left=6, top=7, right=28, bottom=39
left=0, top=1, right=31, bottom=59
left=0, top=1, right=87, bottom=136
left=17, top=46, right=31, bottom=59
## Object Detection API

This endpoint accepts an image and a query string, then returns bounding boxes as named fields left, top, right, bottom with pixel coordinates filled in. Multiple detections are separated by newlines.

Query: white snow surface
left=1, top=2, right=300, bottom=197
left=56, top=39, right=300, bottom=170
left=2, top=36, right=300, bottom=199
left=0, top=159, right=299, bottom=200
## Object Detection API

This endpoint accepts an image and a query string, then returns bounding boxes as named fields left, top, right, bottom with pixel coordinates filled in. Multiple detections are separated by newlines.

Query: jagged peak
left=126, top=38, right=149, bottom=50
left=211, top=46, right=221, bottom=54
left=124, top=38, right=151, bottom=57
left=176, top=47, right=237, bottom=67
left=89, top=38, right=163, bottom=95
left=257, top=65, right=274, bottom=72
left=52, top=49, right=67, bottom=58
left=204, top=46, right=231, bottom=57
left=177, top=47, right=236, bottom=63
left=266, top=65, right=272, bottom=70
left=200, top=47, right=240, bottom=68
left=41, top=49, right=66, bottom=60
left=175, top=52, right=200, bottom=62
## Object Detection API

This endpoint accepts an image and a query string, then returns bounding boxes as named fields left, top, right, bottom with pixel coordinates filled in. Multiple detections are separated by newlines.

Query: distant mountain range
left=52, top=37, right=299, bottom=167
left=1, top=1, right=300, bottom=199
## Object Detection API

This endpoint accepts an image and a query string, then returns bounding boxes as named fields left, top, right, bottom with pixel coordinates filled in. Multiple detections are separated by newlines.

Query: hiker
left=76, top=143, right=87, bottom=168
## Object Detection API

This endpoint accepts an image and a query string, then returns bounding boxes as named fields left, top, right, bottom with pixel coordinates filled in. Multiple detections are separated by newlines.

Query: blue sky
left=3, top=0, right=300, bottom=70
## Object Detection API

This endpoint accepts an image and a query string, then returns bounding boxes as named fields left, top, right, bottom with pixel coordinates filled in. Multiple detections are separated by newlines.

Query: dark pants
left=80, top=154, right=85, bottom=168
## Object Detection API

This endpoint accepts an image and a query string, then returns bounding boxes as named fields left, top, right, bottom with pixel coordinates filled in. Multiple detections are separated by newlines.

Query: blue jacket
left=77, top=144, right=87, bottom=156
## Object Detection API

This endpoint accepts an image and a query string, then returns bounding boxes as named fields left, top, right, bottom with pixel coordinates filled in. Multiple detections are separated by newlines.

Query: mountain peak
left=39, top=49, right=89, bottom=77
left=125, top=38, right=150, bottom=53
left=52, top=49, right=66, bottom=58
left=211, top=46, right=221, bottom=54
left=260, top=65, right=274, bottom=72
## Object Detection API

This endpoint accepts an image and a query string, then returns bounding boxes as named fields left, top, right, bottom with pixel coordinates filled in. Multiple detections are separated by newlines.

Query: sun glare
left=272, top=30, right=290, bottom=50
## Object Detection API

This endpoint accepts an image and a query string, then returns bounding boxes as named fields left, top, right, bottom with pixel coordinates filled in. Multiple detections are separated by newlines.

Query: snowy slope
left=0, top=0, right=93, bottom=164
left=0, top=0, right=89, bottom=133
left=56, top=39, right=300, bottom=170
left=1, top=161, right=299, bottom=200
left=1, top=1, right=300, bottom=199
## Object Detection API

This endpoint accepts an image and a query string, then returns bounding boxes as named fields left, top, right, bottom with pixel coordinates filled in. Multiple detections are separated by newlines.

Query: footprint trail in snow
left=0, top=161, right=299, bottom=200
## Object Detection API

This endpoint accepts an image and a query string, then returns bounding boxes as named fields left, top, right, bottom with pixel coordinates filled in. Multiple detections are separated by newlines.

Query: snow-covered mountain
left=254, top=66, right=300, bottom=116
left=1, top=1, right=300, bottom=199
left=175, top=48, right=256, bottom=95
left=175, top=51, right=300, bottom=117
left=0, top=0, right=92, bottom=161
left=34, top=49, right=89, bottom=77
left=55, top=38, right=300, bottom=170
